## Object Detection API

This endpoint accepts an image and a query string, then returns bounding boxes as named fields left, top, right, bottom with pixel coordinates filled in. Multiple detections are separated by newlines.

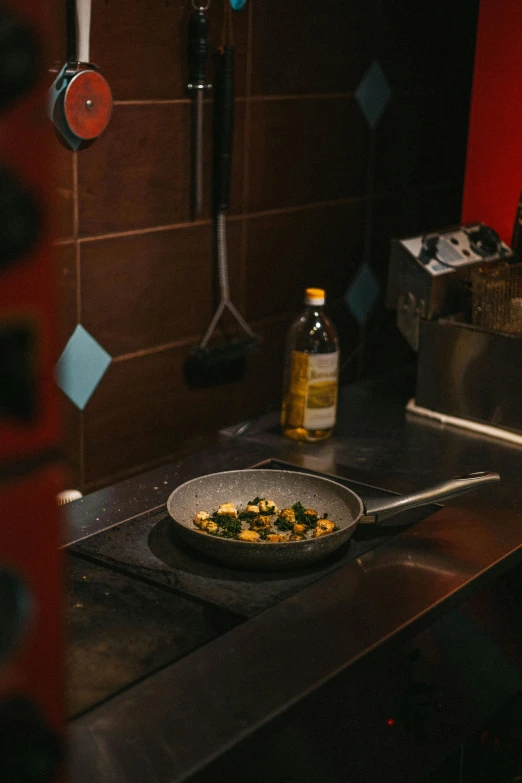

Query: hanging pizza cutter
left=49, top=0, right=113, bottom=149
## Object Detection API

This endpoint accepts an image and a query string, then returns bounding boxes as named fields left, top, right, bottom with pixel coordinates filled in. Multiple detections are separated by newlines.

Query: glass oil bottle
left=281, top=288, right=340, bottom=442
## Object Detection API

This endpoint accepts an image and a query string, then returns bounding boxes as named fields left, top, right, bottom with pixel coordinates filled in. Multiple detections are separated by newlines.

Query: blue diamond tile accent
left=355, top=60, right=392, bottom=129
left=344, top=264, right=380, bottom=327
left=55, top=325, right=111, bottom=410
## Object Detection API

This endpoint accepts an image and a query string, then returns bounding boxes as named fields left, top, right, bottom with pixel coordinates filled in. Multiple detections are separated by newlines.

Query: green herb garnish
left=238, top=510, right=259, bottom=523
left=213, top=514, right=242, bottom=537
left=275, top=517, right=294, bottom=532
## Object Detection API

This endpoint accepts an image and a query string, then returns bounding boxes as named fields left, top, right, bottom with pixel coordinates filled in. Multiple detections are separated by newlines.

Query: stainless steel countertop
left=66, top=377, right=522, bottom=782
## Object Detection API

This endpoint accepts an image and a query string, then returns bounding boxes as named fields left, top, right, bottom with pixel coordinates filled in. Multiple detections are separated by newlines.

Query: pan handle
left=360, top=471, right=500, bottom=524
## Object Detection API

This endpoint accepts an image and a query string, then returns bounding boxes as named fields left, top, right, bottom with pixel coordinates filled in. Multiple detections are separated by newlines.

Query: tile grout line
left=238, top=0, right=254, bottom=312
left=79, top=411, right=85, bottom=491
left=111, top=310, right=297, bottom=364
left=72, top=151, right=85, bottom=489
left=113, top=89, right=447, bottom=106
left=78, top=219, right=213, bottom=243
left=72, top=151, right=81, bottom=324
left=63, top=183, right=457, bottom=248
left=358, top=128, right=377, bottom=380
left=113, top=94, right=356, bottom=106
left=363, top=129, right=377, bottom=265
left=75, top=196, right=374, bottom=244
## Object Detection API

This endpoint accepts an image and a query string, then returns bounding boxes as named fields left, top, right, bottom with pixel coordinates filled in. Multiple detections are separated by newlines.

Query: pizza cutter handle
left=76, top=0, right=91, bottom=63
left=361, top=471, right=500, bottom=524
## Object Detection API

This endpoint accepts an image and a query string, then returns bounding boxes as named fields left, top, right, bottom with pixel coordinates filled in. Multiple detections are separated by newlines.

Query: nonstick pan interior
left=167, top=469, right=364, bottom=570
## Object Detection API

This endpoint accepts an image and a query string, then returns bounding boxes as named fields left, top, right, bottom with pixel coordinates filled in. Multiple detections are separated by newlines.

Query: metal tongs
left=184, top=0, right=260, bottom=387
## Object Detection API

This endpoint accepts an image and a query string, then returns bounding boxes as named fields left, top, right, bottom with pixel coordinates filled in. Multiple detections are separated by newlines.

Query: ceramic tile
left=374, top=90, right=471, bottom=193
left=89, top=0, right=249, bottom=100
left=55, top=242, right=77, bottom=355
left=375, top=0, right=479, bottom=92
left=247, top=97, right=369, bottom=213
left=82, top=311, right=293, bottom=485
left=51, top=135, right=74, bottom=242
left=245, top=202, right=367, bottom=321
left=355, top=61, right=392, bottom=129
left=77, top=102, right=245, bottom=236
left=251, top=0, right=374, bottom=96
left=370, top=187, right=463, bottom=284
left=344, top=263, right=380, bottom=326
left=56, top=325, right=111, bottom=411
left=80, top=221, right=243, bottom=356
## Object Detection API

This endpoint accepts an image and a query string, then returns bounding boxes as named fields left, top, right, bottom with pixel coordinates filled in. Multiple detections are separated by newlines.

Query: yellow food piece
left=266, top=533, right=287, bottom=542
left=305, top=508, right=318, bottom=517
left=205, top=521, right=219, bottom=534
left=259, top=499, right=278, bottom=513
left=292, top=523, right=306, bottom=534
left=312, top=527, right=328, bottom=538
left=250, top=515, right=272, bottom=530
left=194, top=511, right=210, bottom=528
left=238, top=530, right=260, bottom=542
left=247, top=504, right=260, bottom=513
left=217, top=503, right=238, bottom=518
left=279, top=508, right=296, bottom=523
left=289, top=534, right=305, bottom=541
left=313, top=519, right=335, bottom=537
left=317, top=519, right=335, bottom=532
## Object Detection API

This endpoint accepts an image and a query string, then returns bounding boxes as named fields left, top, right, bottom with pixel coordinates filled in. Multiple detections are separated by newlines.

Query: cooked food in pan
left=193, top=497, right=338, bottom=542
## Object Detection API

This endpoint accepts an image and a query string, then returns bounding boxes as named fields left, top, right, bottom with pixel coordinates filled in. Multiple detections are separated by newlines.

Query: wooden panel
left=90, top=0, right=249, bottom=100
left=248, top=98, right=369, bottom=212
left=374, top=90, right=471, bottom=193
left=239, top=313, right=294, bottom=418
left=78, top=102, right=245, bottom=237
left=80, top=220, right=243, bottom=356
left=251, top=0, right=374, bottom=96
left=370, top=187, right=463, bottom=283
left=245, top=202, right=366, bottom=321
left=51, top=136, right=75, bottom=242
left=59, top=392, right=82, bottom=491
left=83, top=313, right=292, bottom=484
left=55, top=242, right=77, bottom=354
left=375, top=0, right=478, bottom=92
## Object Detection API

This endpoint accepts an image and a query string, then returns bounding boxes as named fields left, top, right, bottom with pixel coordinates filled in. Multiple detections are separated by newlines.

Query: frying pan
left=166, top=468, right=500, bottom=570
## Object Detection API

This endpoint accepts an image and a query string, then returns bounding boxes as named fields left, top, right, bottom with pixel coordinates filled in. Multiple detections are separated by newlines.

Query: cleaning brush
left=184, top=37, right=261, bottom=389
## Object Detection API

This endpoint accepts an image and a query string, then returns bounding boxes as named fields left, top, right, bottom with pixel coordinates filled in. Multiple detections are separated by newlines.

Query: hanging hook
left=191, top=0, right=211, bottom=10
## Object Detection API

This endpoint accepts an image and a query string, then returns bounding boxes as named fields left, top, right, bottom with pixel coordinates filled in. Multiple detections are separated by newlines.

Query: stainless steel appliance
left=387, top=223, right=522, bottom=433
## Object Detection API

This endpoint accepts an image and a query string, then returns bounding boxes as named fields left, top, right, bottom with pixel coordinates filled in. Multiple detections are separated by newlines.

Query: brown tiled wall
left=53, top=0, right=478, bottom=491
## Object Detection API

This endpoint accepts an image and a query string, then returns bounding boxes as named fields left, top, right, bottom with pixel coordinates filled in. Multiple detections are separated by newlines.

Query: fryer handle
left=361, top=471, right=500, bottom=524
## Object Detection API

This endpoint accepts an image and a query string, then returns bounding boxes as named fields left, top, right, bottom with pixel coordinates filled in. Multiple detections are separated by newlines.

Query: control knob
left=467, top=224, right=502, bottom=257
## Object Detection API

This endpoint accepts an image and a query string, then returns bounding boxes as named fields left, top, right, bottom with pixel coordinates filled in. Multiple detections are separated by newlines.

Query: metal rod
left=194, top=89, right=204, bottom=217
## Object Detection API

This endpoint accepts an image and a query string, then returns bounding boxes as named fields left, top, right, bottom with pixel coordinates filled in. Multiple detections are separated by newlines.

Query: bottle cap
left=305, top=287, right=325, bottom=305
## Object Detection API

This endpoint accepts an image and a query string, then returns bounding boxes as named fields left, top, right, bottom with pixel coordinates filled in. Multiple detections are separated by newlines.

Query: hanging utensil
left=187, top=1, right=212, bottom=219
left=184, top=4, right=261, bottom=388
left=48, top=0, right=113, bottom=150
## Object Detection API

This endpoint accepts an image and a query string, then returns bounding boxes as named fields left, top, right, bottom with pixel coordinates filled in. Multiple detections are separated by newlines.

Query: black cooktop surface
left=66, top=460, right=438, bottom=717
left=69, top=460, right=438, bottom=618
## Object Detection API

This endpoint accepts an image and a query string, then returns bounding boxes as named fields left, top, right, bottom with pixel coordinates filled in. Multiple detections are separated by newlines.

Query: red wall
left=461, top=0, right=522, bottom=243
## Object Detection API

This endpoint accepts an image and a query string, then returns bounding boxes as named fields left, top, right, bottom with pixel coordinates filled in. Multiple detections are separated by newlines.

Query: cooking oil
left=281, top=288, right=339, bottom=442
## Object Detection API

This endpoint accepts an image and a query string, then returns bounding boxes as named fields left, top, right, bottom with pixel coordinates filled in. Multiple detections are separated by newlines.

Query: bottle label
left=287, top=351, right=339, bottom=430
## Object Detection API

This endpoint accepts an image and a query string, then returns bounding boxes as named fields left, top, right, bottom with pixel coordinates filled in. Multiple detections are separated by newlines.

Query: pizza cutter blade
left=48, top=0, right=113, bottom=149
left=64, top=67, right=112, bottom=141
